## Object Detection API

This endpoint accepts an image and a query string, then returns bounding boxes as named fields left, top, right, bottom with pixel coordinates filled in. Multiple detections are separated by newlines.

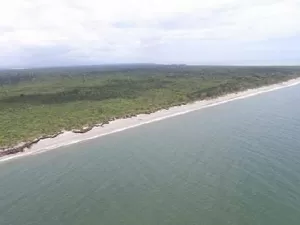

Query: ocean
left=0, top=84, right=300, bottom=225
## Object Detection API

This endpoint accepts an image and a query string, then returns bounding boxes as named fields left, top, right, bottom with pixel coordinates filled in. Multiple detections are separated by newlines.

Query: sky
left=0, top=0, right=300, bottom=68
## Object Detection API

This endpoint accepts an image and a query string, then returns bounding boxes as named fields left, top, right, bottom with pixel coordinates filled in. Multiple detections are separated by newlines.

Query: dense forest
left=1, top=65, right=300, bottom=149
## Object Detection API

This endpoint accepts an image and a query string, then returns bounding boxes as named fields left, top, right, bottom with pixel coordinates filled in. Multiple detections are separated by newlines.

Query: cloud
left=0, top=0, right=299, bottom=67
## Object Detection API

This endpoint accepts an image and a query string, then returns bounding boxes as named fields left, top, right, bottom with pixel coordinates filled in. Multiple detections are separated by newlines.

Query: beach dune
left=1, top=77, right=300, bottom=163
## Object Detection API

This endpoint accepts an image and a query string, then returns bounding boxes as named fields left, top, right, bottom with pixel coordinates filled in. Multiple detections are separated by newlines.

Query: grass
left=0, top=65, right=299, bottom=148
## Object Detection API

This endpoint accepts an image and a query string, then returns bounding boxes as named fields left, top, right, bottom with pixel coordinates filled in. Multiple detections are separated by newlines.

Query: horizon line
left=1, top=63, right=300, bottom=71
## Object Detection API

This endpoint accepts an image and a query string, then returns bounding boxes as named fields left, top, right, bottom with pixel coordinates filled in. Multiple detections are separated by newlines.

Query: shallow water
left=1, top=85, right=300, bottom=225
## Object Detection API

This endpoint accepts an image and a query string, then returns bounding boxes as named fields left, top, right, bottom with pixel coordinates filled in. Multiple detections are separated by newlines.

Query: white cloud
left=0, top=0, right=299, bottom=67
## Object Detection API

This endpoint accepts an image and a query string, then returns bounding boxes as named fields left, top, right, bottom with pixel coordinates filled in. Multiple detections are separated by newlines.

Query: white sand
left=1, top=77, right=300, bottom=163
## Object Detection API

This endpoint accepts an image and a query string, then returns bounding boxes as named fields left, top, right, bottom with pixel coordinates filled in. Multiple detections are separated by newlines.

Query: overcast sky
left=0, top=0, right=300, bottom=68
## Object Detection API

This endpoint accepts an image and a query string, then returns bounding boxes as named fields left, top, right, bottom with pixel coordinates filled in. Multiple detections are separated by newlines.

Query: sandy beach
left=1, top=77, right=300, bottom=163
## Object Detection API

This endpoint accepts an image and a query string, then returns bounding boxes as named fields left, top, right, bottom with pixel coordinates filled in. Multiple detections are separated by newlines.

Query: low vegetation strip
left=1, top=65, right=299, bottom=149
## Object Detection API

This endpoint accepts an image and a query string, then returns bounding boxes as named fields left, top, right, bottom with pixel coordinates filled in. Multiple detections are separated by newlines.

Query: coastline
left=1, top=77, right=300, bottom=162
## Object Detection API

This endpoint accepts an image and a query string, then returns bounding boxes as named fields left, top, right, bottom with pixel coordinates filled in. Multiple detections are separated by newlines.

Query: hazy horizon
left=2, top=63, right=300, bottom=71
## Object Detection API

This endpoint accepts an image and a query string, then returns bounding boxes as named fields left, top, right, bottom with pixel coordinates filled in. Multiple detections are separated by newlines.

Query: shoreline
left=1, top=77, right=300, bottom=163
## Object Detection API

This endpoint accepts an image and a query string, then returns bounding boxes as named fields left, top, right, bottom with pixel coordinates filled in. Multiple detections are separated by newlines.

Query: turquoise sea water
left=1, top=85, right=300, bottom=225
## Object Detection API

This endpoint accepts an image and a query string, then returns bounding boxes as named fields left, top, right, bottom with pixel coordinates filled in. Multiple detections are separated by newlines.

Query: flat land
left=1, top=65, right=300, bottom=148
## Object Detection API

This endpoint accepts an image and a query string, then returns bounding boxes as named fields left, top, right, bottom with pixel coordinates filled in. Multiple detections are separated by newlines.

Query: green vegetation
left=1, top=65, right=299, bottom=148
